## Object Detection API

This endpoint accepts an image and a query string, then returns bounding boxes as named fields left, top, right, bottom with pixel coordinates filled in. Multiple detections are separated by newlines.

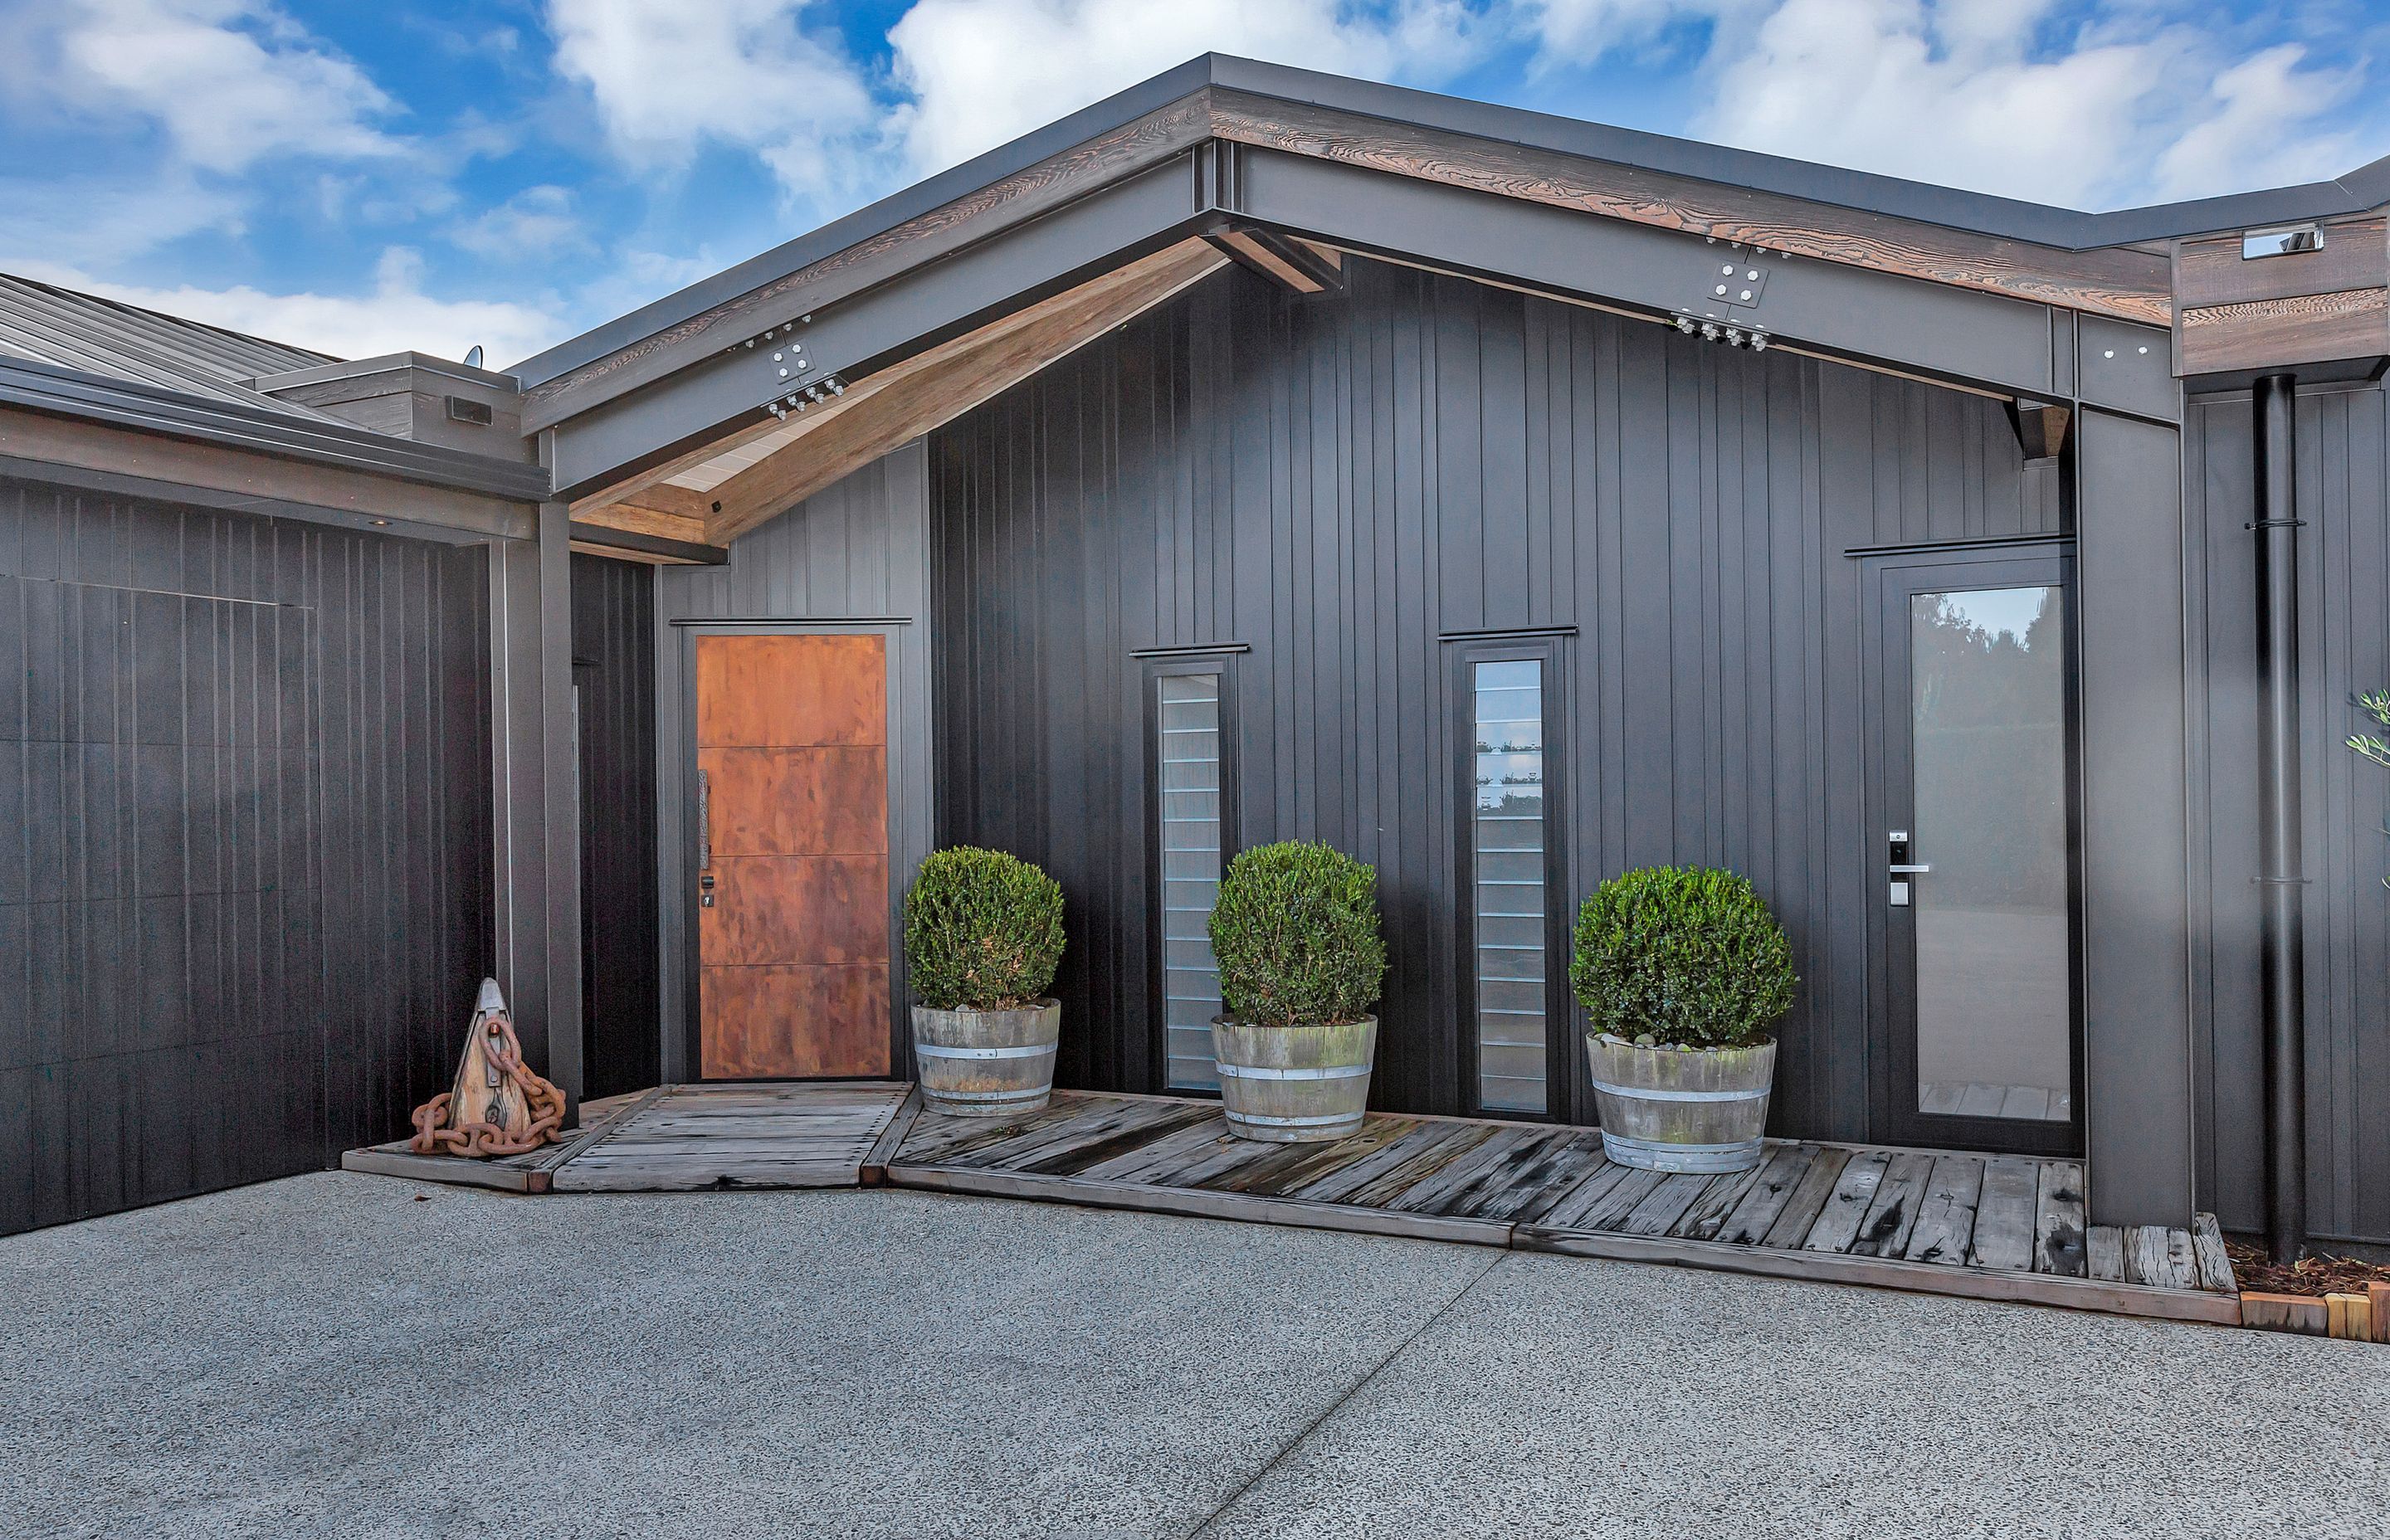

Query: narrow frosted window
left=1158, top=674, right=1224, bottom=1090
left=1472, top=658, right=1548, bottom=1114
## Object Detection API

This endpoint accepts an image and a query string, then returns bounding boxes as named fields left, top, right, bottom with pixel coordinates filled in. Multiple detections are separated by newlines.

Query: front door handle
left=1889, top=863, right=1933, bottom=874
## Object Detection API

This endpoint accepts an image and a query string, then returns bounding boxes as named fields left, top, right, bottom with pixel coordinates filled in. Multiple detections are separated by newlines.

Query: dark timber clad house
left=7, top=56, right=2390, bottom=1257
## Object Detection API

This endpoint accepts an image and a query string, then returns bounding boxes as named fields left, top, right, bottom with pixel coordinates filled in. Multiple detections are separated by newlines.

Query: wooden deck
left=885, top=1090, right=2241, bottom=1324
left=346, top=1084, right=2239, bottom=1325
left=341, top=1081, right=916, bottom=1193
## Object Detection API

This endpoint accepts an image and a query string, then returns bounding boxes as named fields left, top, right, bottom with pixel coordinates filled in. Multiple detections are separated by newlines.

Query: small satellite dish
left=463, top=344, right=485, bottom=368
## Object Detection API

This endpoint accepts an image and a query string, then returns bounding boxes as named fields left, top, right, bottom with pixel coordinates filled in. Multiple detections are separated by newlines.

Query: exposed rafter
left=570, top=239, right=1231, bottom=550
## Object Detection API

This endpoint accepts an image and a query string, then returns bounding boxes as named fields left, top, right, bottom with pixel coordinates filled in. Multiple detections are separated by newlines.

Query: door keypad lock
left=1887, top=830, right=1931, bottom=907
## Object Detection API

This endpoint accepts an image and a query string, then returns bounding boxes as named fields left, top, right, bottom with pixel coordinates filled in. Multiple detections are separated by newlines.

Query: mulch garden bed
left=2227, top=1240, right=2390, bottom=1298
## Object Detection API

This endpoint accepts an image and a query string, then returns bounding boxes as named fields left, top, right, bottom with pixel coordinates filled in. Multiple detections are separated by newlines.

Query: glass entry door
left=1867, top=549, right=2080, bottom=1156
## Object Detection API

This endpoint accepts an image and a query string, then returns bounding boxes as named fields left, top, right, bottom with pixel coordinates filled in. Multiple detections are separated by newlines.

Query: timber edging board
left=880, top=1159, right=2241, bottom=1326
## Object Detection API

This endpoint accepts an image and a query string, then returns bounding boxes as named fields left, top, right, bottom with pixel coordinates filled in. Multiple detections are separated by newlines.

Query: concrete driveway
left=2, top=1174, right=2383, bottom=1539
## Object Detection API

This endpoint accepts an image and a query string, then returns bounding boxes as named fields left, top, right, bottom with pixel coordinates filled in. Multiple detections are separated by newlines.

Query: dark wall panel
left=2188, top=381, right=2390, bottom=1249
left=931, top=258, right=2056, bottom=1140
left=0, top=473, right=492, bottom=1235
left=572, top=553, right=659, bottom=1099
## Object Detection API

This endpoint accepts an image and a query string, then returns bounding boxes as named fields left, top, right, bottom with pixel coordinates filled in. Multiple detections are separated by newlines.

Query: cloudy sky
left=2, top=0, right=2383, bottom=369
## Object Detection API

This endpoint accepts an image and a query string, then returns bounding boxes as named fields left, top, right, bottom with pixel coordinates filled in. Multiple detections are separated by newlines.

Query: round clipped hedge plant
left=1209, top=841, right=1388, bottom=1029
left=903, top=846, right=1066, bottom=1011
left=1568, top=866, right=1797, bottom=1050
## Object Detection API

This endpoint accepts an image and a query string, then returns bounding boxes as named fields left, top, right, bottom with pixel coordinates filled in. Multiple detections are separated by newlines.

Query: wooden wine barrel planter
left=911, top=1001, right=1061, bottom=1116
left=1212, top=1016, right=1377, bottom=1143
left=1585, top=1034, right=1776, bottom=1172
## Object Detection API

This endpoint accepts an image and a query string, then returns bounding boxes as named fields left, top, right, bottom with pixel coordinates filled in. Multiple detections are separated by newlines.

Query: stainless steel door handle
left=1889, top=863, right=1933, bottom=874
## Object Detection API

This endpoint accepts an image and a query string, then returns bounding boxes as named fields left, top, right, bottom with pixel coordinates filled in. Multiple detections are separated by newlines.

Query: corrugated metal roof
left=0, top=271, right=340, bottom=419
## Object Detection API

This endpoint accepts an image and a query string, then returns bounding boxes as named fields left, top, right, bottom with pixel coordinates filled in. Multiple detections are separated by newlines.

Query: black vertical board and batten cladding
left=0, top=473, right=492, bottom=1235
left=931, top=257, right=2059, bottom=1135
left=2187, top=381, right=2390, bottom=1250
left=572, top=553, right=660, bottom=1099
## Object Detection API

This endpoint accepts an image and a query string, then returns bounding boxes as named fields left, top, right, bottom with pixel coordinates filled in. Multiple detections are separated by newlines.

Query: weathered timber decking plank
left=1617, top=1170, right=1716, bottom=1237
left=2087, top=1226, right=2127, bottom=1282
left=1071, top=1115, right=1239, bottom=1182
left=894, top=1098, right=1089, bottom=1165
left=1529, top=1160, right=1639, bottom=1231
left=1336, top=1123, right=1504, bottom=1208
left=1761, top=1147, right=1853, bottom=1249
left=1456, top=1133, right=1612, bottom=1223
left=1968, top=1157, right=2041, bottom=1272
left=858, top=1085, right=924, bottom=1183
left=2032, top=1160, right=2088, bottom=1276
left=1802, top=1151, right=1891, bottom=1254
left=1571, top=1167, right=1673, bottom=1232
left=1408, top=1128, right=1573, bottom=1218
left=1847, top=1151, right=1934, bottom=1258
left=1672, top=1162, right=1769, bottom=1242
left=2191, top=1214, right=2237, bottom=1293
left=1714, top=1145, right=1817, bottom=1245
left=979, top=1096, right=1208, bottom=1172
left=1903, top=1155, right=1986, bottom=1265
left=1389, top=1128, right=1554, bottom=1215
left=1024, top=1104, right=1223, bottom=1177
left=1226, top=1117, right=1420, bottom=1196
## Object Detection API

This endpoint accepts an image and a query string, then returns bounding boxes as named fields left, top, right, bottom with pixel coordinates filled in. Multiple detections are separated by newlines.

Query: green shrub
left=1209, top=841, right=1388, bottom=1028
left=903, top=847, right=1066, bottom=1011
left=1568, top=866, right=1796, bottom=1050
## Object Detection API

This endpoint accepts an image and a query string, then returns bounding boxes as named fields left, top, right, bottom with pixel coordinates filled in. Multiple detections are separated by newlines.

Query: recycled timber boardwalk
left=885, top=1090, right=2241, bottom=1324
left=347, top=1084, right=2238, bottom=1325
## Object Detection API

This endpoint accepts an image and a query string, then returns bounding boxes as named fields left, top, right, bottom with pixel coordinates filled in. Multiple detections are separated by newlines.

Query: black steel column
left=2253, top=372, right=2306, bottom=1265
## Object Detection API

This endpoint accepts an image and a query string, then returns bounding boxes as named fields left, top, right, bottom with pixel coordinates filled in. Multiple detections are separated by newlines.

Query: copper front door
left=695, top=633, right=891, bottom=1078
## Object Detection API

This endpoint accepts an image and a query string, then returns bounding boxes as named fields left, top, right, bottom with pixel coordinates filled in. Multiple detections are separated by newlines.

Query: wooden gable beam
left=1206, top=90, right=2173, bottom=326
left=703, top=238, right=1229, bottom=544
left=1206, top=227, right=1343, bottom=294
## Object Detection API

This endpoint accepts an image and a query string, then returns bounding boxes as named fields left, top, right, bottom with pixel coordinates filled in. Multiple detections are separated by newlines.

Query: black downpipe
left=2253, top=373, right=2306, bottom=1265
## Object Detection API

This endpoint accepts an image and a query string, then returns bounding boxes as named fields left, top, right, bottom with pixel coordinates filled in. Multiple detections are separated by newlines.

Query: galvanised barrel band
left=1215, top=1062, right=1373, bottom=1081
left=1586, top=1077, right=1769, bottom=1103
left=914, top=1043, right=1056, bottom=1060
left=921, top=1083, right=1050, bottom=1103
left=1597, top=1130, right=1763, bottom=1172
left=1223, top=1108, right=1366, bottom=1128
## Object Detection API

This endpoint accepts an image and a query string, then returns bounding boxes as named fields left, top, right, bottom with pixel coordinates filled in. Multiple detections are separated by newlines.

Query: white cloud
left=546, top=0, right=879, bottom=198
left=885, top=0, right=1485, bottom=176
left=10, top=250, right=568, bottom=367
left=1693, top=0, right=2168, bottom=207
left=2149, top=43, right=2362, bottom=203
left=449, top=184, right=591, bottom=259
left=38, top=0, right=403, bottom=173
left=1522, top=0, right=1754, bottom=59
left=1539, top=0, right=2388, bottom=210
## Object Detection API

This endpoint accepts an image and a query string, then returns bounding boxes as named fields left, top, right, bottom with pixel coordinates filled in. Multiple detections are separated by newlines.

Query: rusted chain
left=409, top=1006, right=566, bottom=1158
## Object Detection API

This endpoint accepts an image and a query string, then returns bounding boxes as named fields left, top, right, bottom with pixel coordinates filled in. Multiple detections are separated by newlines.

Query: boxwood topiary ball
left=903, top=846, right=1066, bottom=1011
left=1208, top=841, right=1388, bottom=1030
left=1568, top=866, right=1797, bottom=1050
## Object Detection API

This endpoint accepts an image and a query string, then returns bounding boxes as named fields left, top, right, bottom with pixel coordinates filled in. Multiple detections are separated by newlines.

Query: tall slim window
left=1471, top=657, right=1549, bottom=1114
left=1157, top=671, right=1226, bottom=1090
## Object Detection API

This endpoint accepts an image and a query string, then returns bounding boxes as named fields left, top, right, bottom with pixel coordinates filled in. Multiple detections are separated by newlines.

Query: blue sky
left=2, top=0, right=2386, bottom=369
